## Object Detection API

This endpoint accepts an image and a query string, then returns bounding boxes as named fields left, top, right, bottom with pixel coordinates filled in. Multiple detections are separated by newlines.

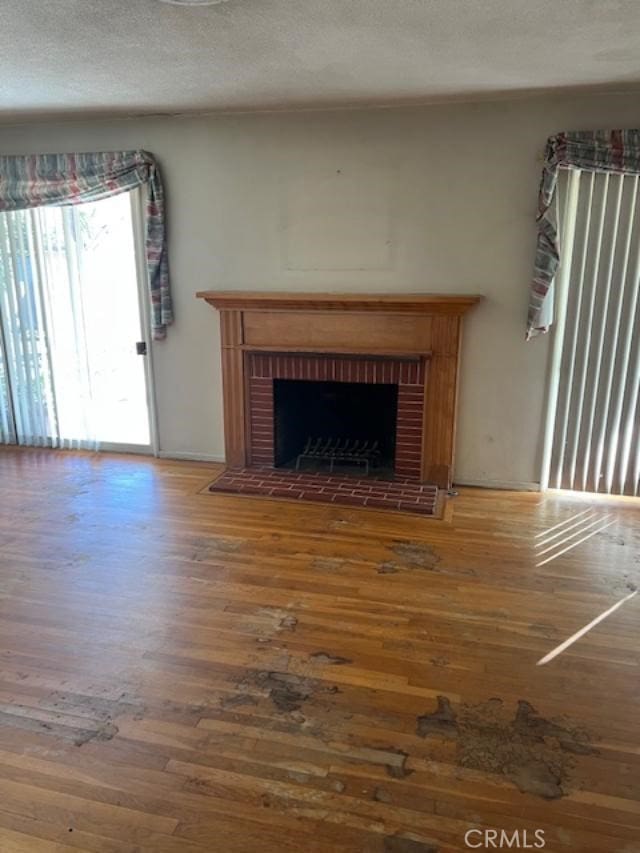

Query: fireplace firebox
left=274, top=379, right=398, bottom=476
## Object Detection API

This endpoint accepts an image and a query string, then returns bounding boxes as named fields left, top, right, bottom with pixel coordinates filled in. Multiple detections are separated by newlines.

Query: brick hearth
left=208, top=467, right=438, bottom=516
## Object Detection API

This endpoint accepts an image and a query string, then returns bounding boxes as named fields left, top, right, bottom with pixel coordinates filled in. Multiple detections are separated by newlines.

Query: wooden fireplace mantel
left=197, top=290, right=481, bottom=489
left=196, top=291, right=481, bottom=314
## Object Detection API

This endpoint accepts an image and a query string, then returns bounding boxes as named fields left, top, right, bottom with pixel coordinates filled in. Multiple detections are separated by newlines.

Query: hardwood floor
left=0, top=447, right=638, bottom=853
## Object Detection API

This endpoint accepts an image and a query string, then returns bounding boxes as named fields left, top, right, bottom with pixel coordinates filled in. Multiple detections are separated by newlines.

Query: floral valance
left=0, top=150, right=172, bottom=339
left=528, top=129, right=640, bottom=340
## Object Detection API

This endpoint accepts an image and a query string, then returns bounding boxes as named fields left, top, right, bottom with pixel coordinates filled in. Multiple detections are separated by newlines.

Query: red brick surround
left=248, top=352, right=426, bottom=479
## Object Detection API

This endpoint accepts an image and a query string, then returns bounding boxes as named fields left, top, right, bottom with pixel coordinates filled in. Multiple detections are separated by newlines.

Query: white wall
left=2, top=92, right=638, bottom=486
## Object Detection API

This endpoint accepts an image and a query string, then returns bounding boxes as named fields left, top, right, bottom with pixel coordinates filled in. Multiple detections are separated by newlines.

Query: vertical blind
left=542, top=168, right=640, bottom=495
left=0, top=318, right=14, bottom=444
left=0, top=205, right=99, bottom=449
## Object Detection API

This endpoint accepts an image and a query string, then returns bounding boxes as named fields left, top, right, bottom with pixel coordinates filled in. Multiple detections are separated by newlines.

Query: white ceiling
left=2, top=0, right=640, bottom=120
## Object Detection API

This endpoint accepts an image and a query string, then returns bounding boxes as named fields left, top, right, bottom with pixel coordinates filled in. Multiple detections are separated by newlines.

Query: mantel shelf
left=196, top=290, right=482, bottom=315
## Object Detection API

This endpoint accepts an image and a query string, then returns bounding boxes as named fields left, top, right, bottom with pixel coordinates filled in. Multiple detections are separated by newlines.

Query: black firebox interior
left=273, top=379, right=398, bottom=476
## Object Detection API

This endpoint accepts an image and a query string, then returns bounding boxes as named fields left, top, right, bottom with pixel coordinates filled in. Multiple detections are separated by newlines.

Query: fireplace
left=197, top=291, right=481, bottom=494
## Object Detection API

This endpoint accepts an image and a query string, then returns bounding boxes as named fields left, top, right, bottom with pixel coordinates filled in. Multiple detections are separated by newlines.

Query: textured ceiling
left=1, top=0, right=640, bottom=120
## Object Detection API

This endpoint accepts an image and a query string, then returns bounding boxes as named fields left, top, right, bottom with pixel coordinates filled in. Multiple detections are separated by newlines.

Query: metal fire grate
left=295, top=437, right=381, bottom=475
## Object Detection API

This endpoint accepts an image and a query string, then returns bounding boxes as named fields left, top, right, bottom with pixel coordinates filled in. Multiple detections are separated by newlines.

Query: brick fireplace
left=197, top=292, right=480, bottom=499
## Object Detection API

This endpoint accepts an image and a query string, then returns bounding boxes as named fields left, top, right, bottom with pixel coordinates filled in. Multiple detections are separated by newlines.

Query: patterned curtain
left=0, top=150, right=172, bottom=339
left=529, top=130, right=640, bottom=340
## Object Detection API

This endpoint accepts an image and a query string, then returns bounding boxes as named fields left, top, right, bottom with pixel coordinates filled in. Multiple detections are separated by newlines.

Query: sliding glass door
left=542, top=169, right=640, bottom=496
left=0, top=191, right=152, bottom=451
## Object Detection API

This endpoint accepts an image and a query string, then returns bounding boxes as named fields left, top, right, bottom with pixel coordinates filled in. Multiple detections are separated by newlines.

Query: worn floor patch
left=0, top=709, right=120, bottom=747
left=378, top=562, right=400, bottom=574
left=190, top=536, right=247, bottom=561
left=384, top=748, right=413, bottom=779
left=378, top=540, right=442, bottom=574
left=309, top=652, right=352, bottom=665
left=373, top=786, right=392, bottom=803
left=309, top=557, right=346, bottom=572
left=73, top=721, right=119, bottom=746
left=250, top=607, right=299, bottom=638
left=219, top=694, right=259, bottom=710
left=383, top=835, right=439, bottom=853
left=278, top=613, right=298, bottom=632
left=379, top=540, right=478, bottom=577
left=416, top=696, right=458, bottom=739
left=391, top=541, right=441, bottom=569
left=244, top=671, right=339, bottom=713
left=416, top=696, right=595, bottom=799
left=0, top=689, right=144, bottom=748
